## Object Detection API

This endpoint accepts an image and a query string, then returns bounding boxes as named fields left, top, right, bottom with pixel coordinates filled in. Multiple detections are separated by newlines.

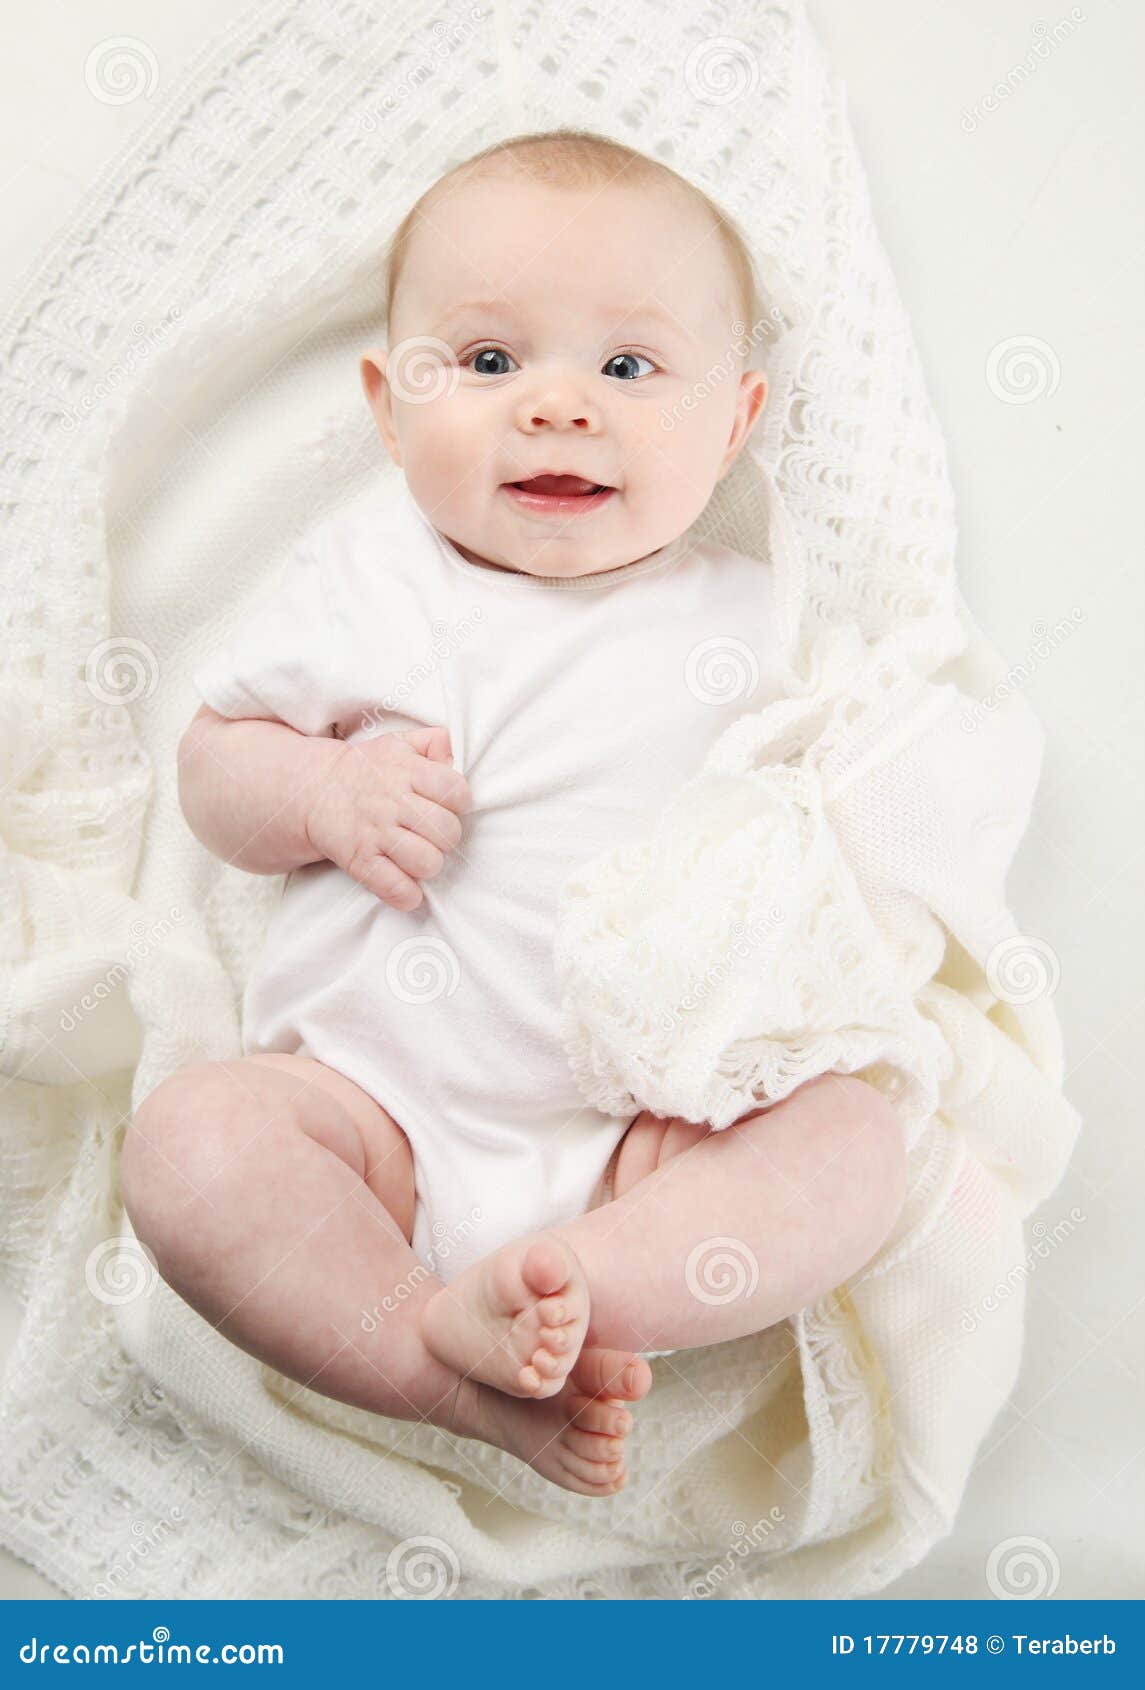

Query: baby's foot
left=420, top=1232, right=589, bottom=1399
left=456, top=1345, right=654, bottom=1497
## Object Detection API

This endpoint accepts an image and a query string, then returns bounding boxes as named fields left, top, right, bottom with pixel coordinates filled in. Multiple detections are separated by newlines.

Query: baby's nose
left=531, top=409, right=590, bottom=429
left=517, top=383, right=601, bottom=433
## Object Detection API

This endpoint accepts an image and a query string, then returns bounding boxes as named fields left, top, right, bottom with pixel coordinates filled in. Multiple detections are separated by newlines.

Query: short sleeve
left=192, top=532, right=341, bottom=737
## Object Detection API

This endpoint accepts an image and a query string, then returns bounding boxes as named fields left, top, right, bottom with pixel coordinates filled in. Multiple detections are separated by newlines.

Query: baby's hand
left=304, top=725, right=472, bottom=910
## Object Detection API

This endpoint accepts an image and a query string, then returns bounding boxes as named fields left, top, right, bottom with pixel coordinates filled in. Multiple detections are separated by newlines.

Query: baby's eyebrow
left=601, top=302, right=689, bottom=333
left=433, top=298, right=695, bottom=344
left=433, top=300, right=516, bottom=336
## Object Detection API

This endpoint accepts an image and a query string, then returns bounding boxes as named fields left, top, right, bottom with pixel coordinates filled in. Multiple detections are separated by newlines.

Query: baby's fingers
left=409, top=751, right=473, bottom=815
left=384, top=826, right=445, bottom=885
left=400, top=792, right=463, bottom=853
left=345, top=843, right=423, bottom=911
left=400, top=725, right=453, bottom=764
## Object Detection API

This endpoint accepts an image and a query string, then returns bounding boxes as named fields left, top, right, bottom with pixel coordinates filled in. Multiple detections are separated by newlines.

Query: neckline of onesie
left=401, top=486, right=693, bottom=591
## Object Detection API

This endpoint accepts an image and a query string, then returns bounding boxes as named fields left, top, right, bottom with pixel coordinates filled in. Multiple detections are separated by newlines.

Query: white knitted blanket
left=0, top=0, right=1080, bottom=1600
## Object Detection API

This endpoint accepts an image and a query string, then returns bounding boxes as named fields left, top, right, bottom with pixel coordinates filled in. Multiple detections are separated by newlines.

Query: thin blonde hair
left=382, top=128, right=761, bottom=346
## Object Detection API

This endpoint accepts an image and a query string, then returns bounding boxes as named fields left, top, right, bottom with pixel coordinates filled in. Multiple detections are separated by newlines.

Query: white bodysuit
left=192, top=483, right=787, bottom=1294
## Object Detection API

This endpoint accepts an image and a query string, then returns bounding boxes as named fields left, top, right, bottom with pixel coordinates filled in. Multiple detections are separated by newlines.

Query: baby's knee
left=121, top=1061, right=266, bottom=1248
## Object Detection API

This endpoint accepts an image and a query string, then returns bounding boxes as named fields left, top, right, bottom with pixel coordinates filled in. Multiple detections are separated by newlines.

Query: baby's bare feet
left=455, top=1345, right=654, bottom=1497
left=421, top=1232, right=589, bottom=1398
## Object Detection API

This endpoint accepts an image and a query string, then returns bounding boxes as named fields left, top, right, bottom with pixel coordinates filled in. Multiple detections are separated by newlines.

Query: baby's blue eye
left=465, top=346, right=518, bottom=376
left=603, top=352, right=656, bottom=381
left=461, top=346, right=657, bottom=380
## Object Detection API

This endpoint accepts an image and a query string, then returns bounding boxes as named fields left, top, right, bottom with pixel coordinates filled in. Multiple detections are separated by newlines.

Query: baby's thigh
left=242, top=1053, right=416, bottom=1242
left=124, top=1052, right=415, bottom=1243
left=606, top=1110, right=715, bottom=1204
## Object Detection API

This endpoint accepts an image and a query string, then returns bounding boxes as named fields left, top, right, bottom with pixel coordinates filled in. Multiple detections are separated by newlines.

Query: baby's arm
left=178, top=704, right=472, bottom=910
left=177, top=704, right=341, bottom=875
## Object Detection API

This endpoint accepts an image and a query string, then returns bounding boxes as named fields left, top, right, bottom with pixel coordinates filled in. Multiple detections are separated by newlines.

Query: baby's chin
left=453, top=532, right=634, bottom=581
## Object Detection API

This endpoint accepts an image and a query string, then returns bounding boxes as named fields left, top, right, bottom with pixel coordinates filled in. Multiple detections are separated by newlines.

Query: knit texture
left=0, top=0, right=1080, bottom=1599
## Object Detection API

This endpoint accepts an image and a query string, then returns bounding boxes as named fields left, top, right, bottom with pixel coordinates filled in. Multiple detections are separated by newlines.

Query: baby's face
left=362, top=173, right=766, bottom=579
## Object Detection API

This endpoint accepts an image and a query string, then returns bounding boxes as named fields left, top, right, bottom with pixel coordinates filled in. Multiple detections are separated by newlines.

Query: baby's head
left=361, top=129, right=767, bottom=580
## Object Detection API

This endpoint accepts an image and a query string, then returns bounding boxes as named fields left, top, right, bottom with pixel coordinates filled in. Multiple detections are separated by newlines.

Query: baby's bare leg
left=121, top=1053, right=470, bottom=1426
left=548, top=1073, right=908, bottom=1356
left=121, top=1053, right=650, bottom=1496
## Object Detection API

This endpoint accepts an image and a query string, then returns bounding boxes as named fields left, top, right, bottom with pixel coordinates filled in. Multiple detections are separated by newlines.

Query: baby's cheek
left=403, top=419, right=470, bottom=509
left=433, top=408, right=484, bottom=480
left=652, top=435, right=719, bottom=523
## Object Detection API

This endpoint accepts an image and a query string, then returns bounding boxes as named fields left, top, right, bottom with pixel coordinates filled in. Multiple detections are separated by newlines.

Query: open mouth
left=502, top=474, right=616, bottom=517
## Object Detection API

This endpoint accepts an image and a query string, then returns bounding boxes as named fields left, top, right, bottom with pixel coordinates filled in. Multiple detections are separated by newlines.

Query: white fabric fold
left=556, top=557, right=1050, bottom=1155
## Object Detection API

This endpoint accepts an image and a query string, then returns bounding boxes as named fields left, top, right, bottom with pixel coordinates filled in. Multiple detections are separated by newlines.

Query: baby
left=122, top=130, right=907, bottom=1498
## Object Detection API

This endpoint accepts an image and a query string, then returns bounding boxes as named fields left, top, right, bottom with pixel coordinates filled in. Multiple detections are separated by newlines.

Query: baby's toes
left=519, top=1237, right=578, bottom=1303
left=517, top=1337, right=578, bottom=1399
left=563, top=1425, right=627, bottom=1465
left=557, top=1446, right=626, bottom=1491
left=536, top=1316, right=574, bottom=1353
left=486, top=1237, right=577, bottom=1330
left=569, top=1345, right=653, bottom=1403
left=571, top=1395, right=634, bottom=1439
left=534, top=1298, right=587, bottom=1363
left=527, top=1345, right=568, bottom=1381
left=540, top=1284, right=591, bottom=1338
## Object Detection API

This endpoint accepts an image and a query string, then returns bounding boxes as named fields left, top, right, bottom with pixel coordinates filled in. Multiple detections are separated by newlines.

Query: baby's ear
left=360, top=349, right=402, bottom=466
left=718, top=370, right=768, bottom=478
left=742, top=368, right=768, bottom=428
left=360, top=348, right=388, bottom=408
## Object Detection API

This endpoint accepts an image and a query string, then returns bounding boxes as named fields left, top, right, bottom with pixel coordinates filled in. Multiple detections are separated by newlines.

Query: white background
left=1, top=0, right=1141, bottom=1601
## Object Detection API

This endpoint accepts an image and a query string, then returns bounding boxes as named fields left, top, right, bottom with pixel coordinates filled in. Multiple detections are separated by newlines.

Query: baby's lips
left=512, top=473, right=603, bottom=495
